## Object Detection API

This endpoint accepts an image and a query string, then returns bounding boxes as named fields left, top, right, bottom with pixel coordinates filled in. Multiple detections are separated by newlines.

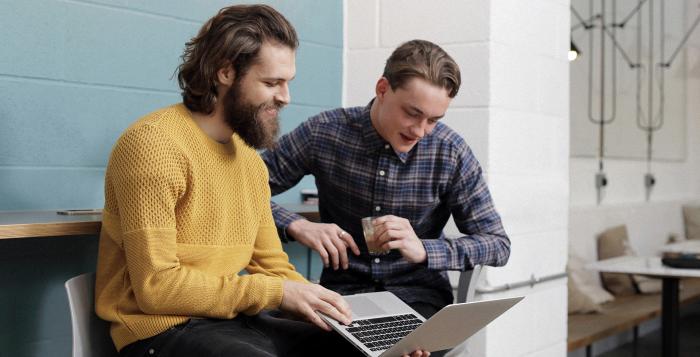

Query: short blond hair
left=383, top=40, right=461, bottom=98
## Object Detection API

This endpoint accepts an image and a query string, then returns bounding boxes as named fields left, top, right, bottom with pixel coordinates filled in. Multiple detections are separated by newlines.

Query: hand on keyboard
left=280, top=281, right=352, bottom=331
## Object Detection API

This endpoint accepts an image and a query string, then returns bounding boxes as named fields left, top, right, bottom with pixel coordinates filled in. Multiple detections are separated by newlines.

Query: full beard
left=223, top=82, right=282, bottom=150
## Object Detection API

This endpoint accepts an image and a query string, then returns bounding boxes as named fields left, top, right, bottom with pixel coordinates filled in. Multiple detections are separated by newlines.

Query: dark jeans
left=121, top=304, right=449, bottom=357
left=119, top=311, right=361, bottom=357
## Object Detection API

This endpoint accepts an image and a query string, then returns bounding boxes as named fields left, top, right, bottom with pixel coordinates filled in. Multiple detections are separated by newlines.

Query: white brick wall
left=482, top=0, right=570, bottom=352
left=484, top=229, right=568, bottom=286
left=444, top=44, right=491, bottom=108
left=475, top=281, right=568, bottom=357
left=344, top=1, right=570, bottom=355
left=346, top=0, right=378, bottom=49
left=378, top=0, right=489, bottom=46
left=343, top=48, right=392, bottom=106
left=441, top=108, right=490, bottom=165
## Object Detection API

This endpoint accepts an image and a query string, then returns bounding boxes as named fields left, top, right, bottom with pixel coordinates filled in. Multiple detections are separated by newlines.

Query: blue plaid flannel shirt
left=262, top=102, right=510, bottom=308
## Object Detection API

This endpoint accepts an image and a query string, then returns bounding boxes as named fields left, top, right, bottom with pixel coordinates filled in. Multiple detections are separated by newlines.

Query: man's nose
left=275, top=83, right=291, bottom=105
left=410, top=121, right=429, bottom=138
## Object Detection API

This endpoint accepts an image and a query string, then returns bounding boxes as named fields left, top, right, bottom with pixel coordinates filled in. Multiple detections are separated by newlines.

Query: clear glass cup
left=362, top=217, right=389, bottom=255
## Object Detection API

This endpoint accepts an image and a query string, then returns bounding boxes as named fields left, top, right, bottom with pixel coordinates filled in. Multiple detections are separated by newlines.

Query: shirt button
left=384, top=144, right=390, bottom=149
left=374, top=258, right=381, bottom=264
left=379, top=170, right=385, bottom=176
left=148, top=348, right=155, bottom=355
left=375, top=206, right=381, bottom=212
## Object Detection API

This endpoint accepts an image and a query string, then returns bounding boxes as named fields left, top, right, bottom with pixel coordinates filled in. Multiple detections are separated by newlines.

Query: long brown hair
left=177, top=5, right=298, bottom=114
left=383, top=40, right=461, bottom=98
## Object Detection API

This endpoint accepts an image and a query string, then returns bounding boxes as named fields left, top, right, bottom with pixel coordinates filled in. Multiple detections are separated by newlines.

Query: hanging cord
left=634, top=0, right=666, bottom=173
left=636, top=0, right=643, bottom=142
left=616, top=0, right=648, bottom=28
left=662, top=4, right=700, bottom=67
left=571, top=5, right=598, bottom=32
left=587, top=0, right=619, bottom=174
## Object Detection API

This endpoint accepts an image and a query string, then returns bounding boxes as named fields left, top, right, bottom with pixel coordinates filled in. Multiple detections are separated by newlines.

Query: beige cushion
left=683, top=205, right=700, bottom=240
left=634, top=275, right=662, bottom=294
left=596, top=225, right=661, bottom=295
left=597, top=225, right=637, bottom=296
left=567, top=254, right=614, bottom=314
left=568, top=278, right=602, bottom=314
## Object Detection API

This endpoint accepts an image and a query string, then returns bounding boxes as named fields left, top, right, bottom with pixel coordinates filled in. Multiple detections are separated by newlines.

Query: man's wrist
left=286, top=219, right=308, bottom=239
left=416, top=241, right=428, bottom=265
left=419, top=246, right=428, bottom=264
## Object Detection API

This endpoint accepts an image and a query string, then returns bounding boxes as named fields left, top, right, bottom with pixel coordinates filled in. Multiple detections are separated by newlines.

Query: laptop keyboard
left=343, top=314, right=423, bottom=352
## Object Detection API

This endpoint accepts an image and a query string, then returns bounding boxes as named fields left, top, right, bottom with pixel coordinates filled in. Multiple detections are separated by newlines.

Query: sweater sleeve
left=245, top=157, right=308, bottom=288
left=110, top=125, right=285, bottom=319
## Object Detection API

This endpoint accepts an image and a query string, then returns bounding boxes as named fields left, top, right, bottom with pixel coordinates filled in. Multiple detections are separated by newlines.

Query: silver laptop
left=319, top=291, right=523, bottom=357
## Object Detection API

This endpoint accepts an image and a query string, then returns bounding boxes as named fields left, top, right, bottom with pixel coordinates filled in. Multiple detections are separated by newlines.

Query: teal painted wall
left=0, top=1, right=341, bottom=355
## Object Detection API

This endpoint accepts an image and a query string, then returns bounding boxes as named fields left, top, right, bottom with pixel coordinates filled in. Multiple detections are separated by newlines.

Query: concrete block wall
left=344, top=1, right=570, bottom=356
left=481, top=1, right=569, bottom=356
left=0, top=1, right=342, bottom=355
left=0, top=0, right=342, bottom=210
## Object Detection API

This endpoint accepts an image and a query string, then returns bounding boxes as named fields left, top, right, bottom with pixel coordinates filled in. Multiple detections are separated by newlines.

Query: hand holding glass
left=361, top=217, right=389, bottom=255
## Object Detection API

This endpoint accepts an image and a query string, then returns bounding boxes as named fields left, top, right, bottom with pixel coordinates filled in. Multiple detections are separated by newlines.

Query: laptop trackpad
left=350, top=296, right=386, bottom=318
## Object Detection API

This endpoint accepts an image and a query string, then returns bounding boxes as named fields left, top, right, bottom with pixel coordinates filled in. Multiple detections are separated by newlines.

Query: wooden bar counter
left=0, top=204, right=319, bottom=239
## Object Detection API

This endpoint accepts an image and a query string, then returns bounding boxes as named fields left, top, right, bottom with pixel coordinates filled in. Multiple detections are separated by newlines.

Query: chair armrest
left=456, top=265, right=482, bottom=303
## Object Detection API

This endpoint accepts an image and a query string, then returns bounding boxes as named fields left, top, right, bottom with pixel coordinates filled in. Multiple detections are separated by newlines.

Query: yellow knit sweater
left=95, top=104, right=306, bottom=351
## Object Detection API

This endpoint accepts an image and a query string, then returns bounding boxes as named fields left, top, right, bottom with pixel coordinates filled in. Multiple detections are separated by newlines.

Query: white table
left=587, top=255, right=700, bottom=357
left=662, top=240, right=700, bottom=255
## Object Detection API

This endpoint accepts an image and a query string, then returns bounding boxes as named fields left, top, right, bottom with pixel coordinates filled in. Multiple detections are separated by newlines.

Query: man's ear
left=217, top=65, right=236, bottom=87
left=375, top=77, right=390, bottom=100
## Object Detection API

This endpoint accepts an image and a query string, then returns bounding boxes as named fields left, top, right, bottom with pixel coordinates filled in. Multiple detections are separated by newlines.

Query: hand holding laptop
left=282, top=282, right=432, bottom=356
left=280, top=280, right=352, bottom=331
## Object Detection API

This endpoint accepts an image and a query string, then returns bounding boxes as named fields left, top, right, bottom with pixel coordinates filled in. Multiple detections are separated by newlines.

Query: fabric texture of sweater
left=95, top=103, right=306, bottom=351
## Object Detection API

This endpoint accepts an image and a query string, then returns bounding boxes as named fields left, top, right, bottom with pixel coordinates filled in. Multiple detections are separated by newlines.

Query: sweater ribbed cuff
left=264, top=276, right=285, bottom=309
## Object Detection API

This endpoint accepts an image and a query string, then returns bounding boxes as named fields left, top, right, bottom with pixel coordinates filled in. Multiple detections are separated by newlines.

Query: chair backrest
left=65, top=273, right=118, bottom=357
left=456, top=265, right=482, bottom=303
left=446, top=266, right=483, bottom=357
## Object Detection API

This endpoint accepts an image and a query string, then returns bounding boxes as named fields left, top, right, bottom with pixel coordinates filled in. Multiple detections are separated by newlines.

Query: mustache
left=260, top=101, right=285, bottom=113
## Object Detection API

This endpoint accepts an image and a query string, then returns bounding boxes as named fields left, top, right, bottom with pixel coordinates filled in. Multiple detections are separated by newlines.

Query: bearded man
left=92, top=5, right=398, bottom=357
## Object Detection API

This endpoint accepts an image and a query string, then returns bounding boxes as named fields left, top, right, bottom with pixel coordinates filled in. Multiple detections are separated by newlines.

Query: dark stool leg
left=586, top=344, right=592, bottom=357
left=662, top=277, right=680, bottom=357
left=633, top=325, right=639, bottom=357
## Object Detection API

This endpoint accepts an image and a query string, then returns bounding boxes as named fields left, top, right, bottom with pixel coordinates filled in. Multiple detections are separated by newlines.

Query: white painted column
left=344, top=1, right=571, bottom=356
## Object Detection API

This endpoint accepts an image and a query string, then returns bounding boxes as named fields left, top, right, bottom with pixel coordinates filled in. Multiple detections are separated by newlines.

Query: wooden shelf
left=0, top=204, right=319, bottom=240
left=0, top=211, right=102, bottom=239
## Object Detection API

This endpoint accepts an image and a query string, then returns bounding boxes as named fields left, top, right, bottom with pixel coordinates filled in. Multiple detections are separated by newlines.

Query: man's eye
left=428, top=118, right=438, bottom=124
left=265, top=82, right=276, bottom=87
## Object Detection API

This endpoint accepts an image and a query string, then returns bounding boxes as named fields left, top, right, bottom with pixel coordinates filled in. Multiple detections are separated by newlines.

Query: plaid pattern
left=262, top=102, right=510, bottom=307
